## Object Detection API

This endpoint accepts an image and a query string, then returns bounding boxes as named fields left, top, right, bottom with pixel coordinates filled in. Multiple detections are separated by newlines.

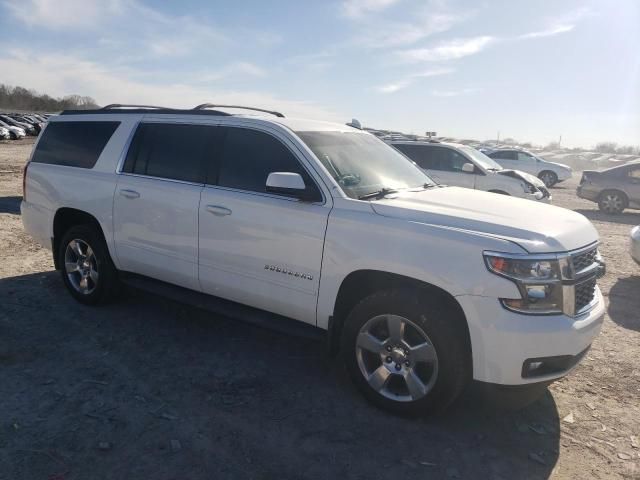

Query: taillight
left=22, top=161, right=30, bottom=202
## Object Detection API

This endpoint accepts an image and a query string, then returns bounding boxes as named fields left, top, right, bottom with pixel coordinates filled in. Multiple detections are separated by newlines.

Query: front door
left=198, top=126, right=330, bottom=325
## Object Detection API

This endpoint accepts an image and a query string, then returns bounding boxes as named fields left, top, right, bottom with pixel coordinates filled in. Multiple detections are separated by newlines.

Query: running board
left=120, top=273, right=326, bottom=342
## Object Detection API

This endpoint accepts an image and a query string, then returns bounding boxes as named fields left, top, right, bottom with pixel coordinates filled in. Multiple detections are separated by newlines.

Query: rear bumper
left=21, top=200, right=52, bottom=250
left=457, top=287, right=605, bottom=385
left=577, top=185, right=599, bottom=202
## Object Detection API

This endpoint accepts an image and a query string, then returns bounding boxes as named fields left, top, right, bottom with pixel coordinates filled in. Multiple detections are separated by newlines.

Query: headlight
left=522, top=182, right=537, bottom=194
left=484, top=253, right=564, bottom=314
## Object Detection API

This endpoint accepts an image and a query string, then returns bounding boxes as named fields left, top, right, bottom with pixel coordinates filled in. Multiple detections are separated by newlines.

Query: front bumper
left=456, top=286, right=605, bottom=385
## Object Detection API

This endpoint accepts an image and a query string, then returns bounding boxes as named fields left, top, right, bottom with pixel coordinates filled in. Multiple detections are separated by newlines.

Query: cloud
left=397, top=36, right=495, bottom=62
left=3, top=0, right=125, bottom=29
left=341, top=0, right=400, bottom=18
left=283, top=51, right=335, bottom=73
left=355, top=12, right=466, bottom=48
left=374, top=67, right=454, bottom=93
left=191, top=62, right=267, bottom=83
left=519, top=24, right=574, bottom=39
left=0, top=49, right=339, bottom=120
left=431, top=87, right=479, bottom=97
left=519, top=7, right=593, bottom=40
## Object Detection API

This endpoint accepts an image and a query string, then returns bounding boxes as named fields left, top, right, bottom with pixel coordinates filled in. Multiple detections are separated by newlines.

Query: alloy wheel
left=355, top=314, right=439, bottom=402
left=64, top=239, right=99, bottom=295
left=601, top=193, right=623, bottom=214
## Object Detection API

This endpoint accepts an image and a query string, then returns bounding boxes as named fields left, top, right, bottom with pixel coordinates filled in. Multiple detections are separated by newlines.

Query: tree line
left=0, top=84, right=99, bottom=112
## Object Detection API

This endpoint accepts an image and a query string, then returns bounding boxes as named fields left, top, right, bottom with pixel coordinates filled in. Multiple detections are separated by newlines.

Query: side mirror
left=461, top=163, right=475, bottom=174
left=266, top=172, right=314, bottom=200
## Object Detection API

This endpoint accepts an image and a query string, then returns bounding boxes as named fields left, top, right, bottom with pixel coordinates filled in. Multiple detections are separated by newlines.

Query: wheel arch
left=52, top=208, right=107, bottom=270
left=328, top=270, right=472, bottom=364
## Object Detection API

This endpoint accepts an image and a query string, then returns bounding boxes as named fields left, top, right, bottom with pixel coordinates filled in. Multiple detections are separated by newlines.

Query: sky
left=0, top=0, right=638, bottom=148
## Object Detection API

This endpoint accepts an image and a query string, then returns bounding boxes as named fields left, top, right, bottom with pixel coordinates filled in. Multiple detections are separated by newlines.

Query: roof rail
left=101, top=104, right=172, bottom=110
left=193, top=104, right=285, bottom=118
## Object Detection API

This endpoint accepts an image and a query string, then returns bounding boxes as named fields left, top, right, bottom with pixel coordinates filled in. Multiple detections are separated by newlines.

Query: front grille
left=575, top=277, right=597, bottom=312
left=571, top=247, right=597, bottom=273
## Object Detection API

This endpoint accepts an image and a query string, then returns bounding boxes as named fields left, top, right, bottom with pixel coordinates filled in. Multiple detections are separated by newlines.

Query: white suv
left=389, top=141, right=551, bottom=202
left=21, top=104, right=605, bottom=415
left=487, top=148, right=572, bottom=187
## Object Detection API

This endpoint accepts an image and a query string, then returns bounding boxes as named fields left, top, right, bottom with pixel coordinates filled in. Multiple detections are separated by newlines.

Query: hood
left=370, top=186, right=597, bottom=253
left=497, top=169, right=545, bottom=188
left=8, top=126, right=25, bottom=134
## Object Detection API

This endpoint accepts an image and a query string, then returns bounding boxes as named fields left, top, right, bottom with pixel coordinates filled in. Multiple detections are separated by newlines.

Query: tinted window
left=517, top=152, right=534, bottom=161
left=393, top=144, right=436, bottom=169
left=216, top=127, right=321, bottom=200
left=489, top=150, right=516, bottom=160
left=123, top=123, right=213, bottom=183
left=32, top=121, right=119, bottom=168
left=432, top=147, right=470, bottom=172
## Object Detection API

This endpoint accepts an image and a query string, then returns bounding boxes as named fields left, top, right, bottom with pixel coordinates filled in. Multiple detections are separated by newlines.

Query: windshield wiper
left=358, top=187, right=398, bottom=200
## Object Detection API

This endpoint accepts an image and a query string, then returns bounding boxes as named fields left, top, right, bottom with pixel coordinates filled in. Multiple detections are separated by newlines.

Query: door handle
left=119, top=189, right=140, bottom=199
left=206, top=205, right=232, bottom=216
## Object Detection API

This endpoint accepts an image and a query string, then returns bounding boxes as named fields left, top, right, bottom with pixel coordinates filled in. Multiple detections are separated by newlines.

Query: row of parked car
left=376, top=135, right=572, bottom=204
left=0, top=112, right=51, bottom=140
left=380, top=134, right=640, bottom=217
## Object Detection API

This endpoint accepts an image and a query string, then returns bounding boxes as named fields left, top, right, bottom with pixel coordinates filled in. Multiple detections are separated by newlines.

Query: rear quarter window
left=31, top=121, right=120, bottom=169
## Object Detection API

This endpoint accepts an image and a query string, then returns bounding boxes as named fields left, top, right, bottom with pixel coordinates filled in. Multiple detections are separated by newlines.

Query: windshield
left=297, top=131, right=435, bottom=199
left=459, top=145, right=504, bottom=171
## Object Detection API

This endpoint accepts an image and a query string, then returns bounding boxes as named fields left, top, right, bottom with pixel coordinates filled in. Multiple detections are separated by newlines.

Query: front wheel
left=538, top=171, right=558, bottom=188
left=341, top=289, right=470, bottom=416
left=58, top=224, right=120, bottom=305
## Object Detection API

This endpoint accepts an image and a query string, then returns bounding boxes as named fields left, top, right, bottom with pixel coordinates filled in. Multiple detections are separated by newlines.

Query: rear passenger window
left=394, top=144, right=435, bottom=169
left=32, top=121, right=119, bottom=168
left=123, top=123, right=213, bottom=183
left=216, top=127, right=320, bottom=199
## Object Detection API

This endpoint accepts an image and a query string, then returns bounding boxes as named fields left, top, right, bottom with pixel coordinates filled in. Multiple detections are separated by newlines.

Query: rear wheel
left=598, top=190, right=626, bottom=214
left=58, top=224, right=120, bottom=305
left=538, top=171, right=558, bottom=188
left=341, top=289, right=470, bottom=416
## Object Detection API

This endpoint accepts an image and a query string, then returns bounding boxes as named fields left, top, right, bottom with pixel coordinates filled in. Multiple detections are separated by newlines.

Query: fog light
left=525, top=285, right=549, bottom=302
left=528, top=361, right=543, bottom=371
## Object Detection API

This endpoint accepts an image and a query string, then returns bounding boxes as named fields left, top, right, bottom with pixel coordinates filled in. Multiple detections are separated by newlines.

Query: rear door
left=489, top=150, right=519, bottom=171
left=113, top=122, right=212, bottom=291
left=198, top=125, right=331, bottom=325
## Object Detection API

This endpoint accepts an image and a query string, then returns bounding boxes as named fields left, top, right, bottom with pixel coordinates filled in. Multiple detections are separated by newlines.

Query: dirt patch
left=1, top=141, right=639, bottom=479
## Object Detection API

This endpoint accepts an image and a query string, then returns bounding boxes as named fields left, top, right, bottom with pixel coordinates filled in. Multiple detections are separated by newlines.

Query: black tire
left=598, top=190, right=627, bottom=214
left=340, top=289, right=470, bottom=416
left=538, top=171, right=558, bottom=188
left=58, top=224, right=120, bottom=305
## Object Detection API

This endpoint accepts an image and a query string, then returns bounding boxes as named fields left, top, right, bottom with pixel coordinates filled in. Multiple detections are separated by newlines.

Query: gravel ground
left=1, top=138, right=639, bottom=480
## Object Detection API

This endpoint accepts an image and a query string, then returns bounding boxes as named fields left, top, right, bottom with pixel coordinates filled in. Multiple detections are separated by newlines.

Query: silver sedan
left=631, top=225, right=640, bottom=265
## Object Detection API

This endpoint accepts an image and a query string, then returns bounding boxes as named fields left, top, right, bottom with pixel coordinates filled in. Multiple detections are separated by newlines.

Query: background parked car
left=0, top=126, right=10, bottom=140
left=487, top=148, right=572, bottom=187
left=631, top=226, right=640, bottom=265
left=577, top=162, right=640, bottom=214
left=0, top=114, right=36, bottom=136
left=0, top=119, right=26, bottom=139
left=390, top=140, right=551, bottom=202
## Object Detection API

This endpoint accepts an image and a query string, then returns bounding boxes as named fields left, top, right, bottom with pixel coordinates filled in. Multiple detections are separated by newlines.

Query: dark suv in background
left=577, top=162, right=640, bottom=214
